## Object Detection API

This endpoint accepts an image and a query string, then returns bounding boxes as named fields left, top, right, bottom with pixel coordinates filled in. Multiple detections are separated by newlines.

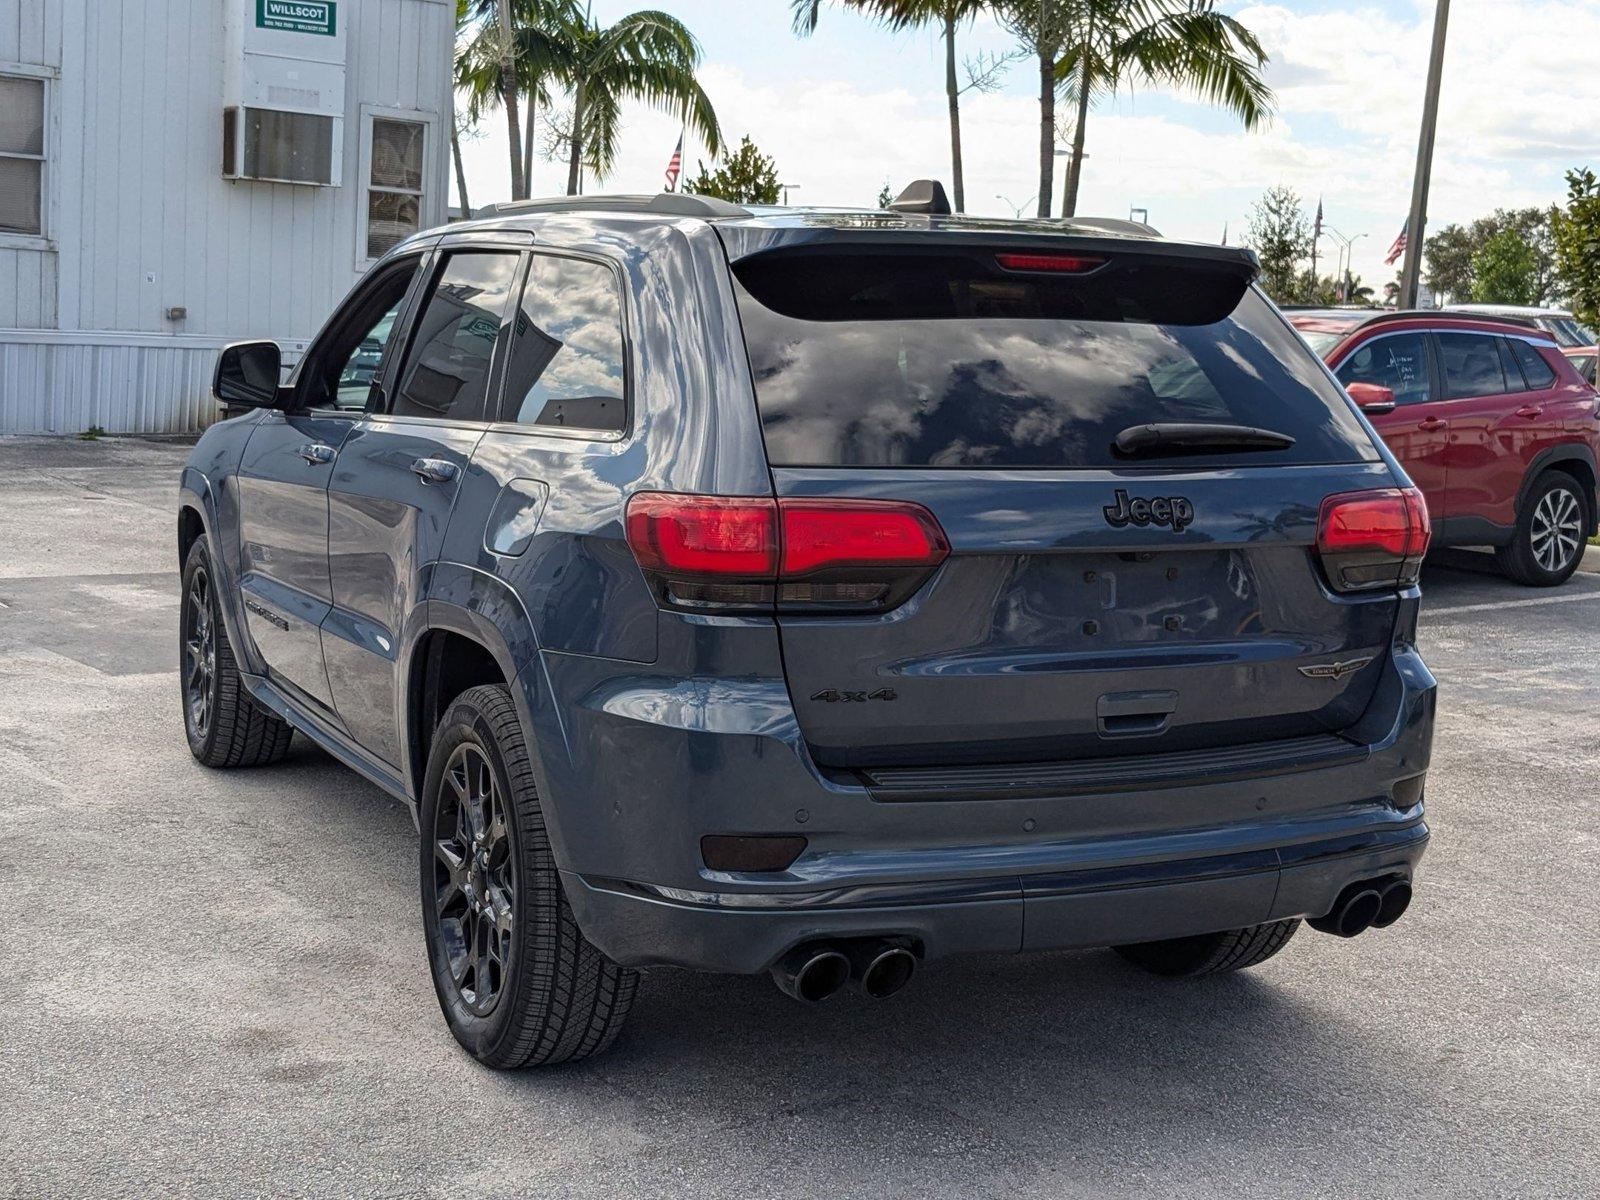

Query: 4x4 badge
left=1298, top=656, right=1374, bottom=681
left=1103, top=488, right=1195, bottom=532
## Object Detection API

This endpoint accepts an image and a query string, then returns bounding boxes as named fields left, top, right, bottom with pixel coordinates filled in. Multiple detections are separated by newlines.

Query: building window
left=0, top=73, right=46, bottom=235
left=366, top=118, right=425, bottom=260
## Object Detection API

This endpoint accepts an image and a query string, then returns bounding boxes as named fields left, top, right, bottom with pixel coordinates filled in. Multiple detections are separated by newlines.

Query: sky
left=451, top=0, right=1600, bottom=289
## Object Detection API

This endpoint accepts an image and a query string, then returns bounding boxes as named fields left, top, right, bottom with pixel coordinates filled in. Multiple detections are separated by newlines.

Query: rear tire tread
left=431, top=684, right=637, bottom=1069
left=1114, top=918, right=1300, bottom=978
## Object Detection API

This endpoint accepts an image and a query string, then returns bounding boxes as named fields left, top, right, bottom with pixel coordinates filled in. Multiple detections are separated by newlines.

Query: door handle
left=1416, top=417, right=1447, bottom=432
left=410, top=457, right=458, bottom=484
left=1514, top=405, right=1543, bottom=419
left=296, top=442, right=336, bottom=465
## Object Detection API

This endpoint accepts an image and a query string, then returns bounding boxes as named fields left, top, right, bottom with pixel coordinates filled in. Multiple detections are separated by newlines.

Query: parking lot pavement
left=1, top=435, right=1596, bottom=1200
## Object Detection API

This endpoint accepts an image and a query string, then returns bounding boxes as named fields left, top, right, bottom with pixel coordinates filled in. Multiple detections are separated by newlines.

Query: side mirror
left=214, top=341, right=287, bottom=409
left=1346, top=381, right=1397, bottom=415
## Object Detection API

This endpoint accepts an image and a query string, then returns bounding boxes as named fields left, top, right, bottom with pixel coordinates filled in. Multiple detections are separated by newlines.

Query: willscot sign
left=256, top=0, right=336, bottom=37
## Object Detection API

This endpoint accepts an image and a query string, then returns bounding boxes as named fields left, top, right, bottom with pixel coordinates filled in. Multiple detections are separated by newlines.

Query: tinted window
left=300, top=259, right=418, bottom=412
left=1336, top=332, right=1432, bottom=406
left=391, top=251, right=519, bottom=421
left=1437, top=332, right=1507, bottom=398
left=1507, top=338, right=1557, bottom=389
left=501, top=254, right=626, bottom=433
left=733, top=257, right=1375, bottom=469
left=1577, top=353, right=1598, bottom=385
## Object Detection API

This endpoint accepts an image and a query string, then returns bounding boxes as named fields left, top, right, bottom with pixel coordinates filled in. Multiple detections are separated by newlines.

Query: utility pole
left=1400, top=0, right=1450, bottom=308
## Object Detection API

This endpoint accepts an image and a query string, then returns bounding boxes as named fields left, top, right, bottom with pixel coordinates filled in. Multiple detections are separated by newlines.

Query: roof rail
left=1312, top=309, right=1555, bottom=337
left=473, top=192, right=750, bottom=220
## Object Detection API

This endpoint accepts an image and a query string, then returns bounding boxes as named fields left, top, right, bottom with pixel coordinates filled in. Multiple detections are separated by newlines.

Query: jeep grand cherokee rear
left=184, top=195, right=1434, bottom=1068
left=565, top=217, right=1433, bottom=1012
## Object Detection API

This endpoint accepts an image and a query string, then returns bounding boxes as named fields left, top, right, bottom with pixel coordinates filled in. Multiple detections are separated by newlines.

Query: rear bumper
left=534, top=631, right=1435, bottom=975
left=566, top=819, right=1429, bottom=973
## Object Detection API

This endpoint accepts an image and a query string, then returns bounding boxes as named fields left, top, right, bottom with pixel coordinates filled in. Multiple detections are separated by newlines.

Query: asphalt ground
left=0, top=435, right=1595, bottom=1198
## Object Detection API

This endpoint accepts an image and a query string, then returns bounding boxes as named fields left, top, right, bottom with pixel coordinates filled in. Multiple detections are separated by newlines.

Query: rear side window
left=1336, top=333, right=1432, bottom=406
left=1507, top=338, right=1557, bottom=390
left=390, top=250, right=520, bottom=422
left=732, top=251, right=1376, bottom=468
left=500, top=253, right=627, bottom=433
left=1437, top=331, right=1508, bottom=398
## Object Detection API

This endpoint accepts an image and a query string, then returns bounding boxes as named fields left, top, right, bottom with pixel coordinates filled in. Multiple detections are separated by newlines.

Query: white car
left=1444, top=304, right=1597, bottom=348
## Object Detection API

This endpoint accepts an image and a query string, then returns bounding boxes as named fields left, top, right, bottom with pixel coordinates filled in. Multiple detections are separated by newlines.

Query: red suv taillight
left=625, top=493, right=949, bottom=613
left=1316, top=487, right=1431, bottom=593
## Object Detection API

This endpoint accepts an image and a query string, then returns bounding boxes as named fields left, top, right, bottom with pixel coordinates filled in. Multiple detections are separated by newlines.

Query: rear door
left=731, top=244, right=1399, bottom=769
left=323, top=242, right=524, bottom=765
left=1332, top=329, right=1448, bottom=517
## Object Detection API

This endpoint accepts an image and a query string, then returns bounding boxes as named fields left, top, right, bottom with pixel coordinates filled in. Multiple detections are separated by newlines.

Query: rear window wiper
left=1113, top=422, right=1296, bottom=458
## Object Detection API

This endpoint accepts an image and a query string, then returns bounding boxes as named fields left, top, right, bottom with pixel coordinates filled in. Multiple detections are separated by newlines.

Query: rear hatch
left=725, top=234, right=1403, bottom=770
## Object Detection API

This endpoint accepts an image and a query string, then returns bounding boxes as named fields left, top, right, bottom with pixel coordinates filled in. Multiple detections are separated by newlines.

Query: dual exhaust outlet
left=771, top=940, right=917, bottom=1003
left=1309, top=876, right=1413, bottom=939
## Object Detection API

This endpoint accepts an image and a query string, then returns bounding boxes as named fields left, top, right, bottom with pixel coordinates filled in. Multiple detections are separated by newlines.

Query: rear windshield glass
left=733, top=251, right=1378, bottom=469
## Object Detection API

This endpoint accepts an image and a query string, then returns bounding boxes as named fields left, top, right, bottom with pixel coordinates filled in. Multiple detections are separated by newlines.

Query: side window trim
left=374, top=244, right=525, bottom=426
left=1497, top=337, right=1530, bottom=394
left=488, top=247, right=634, bottom=441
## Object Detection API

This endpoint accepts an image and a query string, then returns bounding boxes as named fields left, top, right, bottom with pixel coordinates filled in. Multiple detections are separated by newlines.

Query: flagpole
left=1400, top=0, right=1450, bottom=308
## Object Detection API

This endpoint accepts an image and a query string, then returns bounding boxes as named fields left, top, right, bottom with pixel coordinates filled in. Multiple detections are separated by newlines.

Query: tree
left=556, top=8, right=722, bottom=195
left=1421, top=222, right=1475, bottom=304
left=791, top=2, right=995, bottom=213
left=877, top=181, right=895, bottom=208
left=456, top=0, right=580, bottom=198
left=1470, top=229, right=1540, bottom=305
left=685, top=136, right=781, bottom=204
left=1424, top=207, right=1560, bottom=305
left=1244, top=185, right=1310, bottom=302
left=999, top=1, right=1274, bottom=219
left=1553, top=167, right=1600, bottom=331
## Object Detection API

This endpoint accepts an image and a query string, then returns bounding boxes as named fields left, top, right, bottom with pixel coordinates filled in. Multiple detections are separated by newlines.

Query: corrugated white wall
left=0, top=0, right=453, bottom=434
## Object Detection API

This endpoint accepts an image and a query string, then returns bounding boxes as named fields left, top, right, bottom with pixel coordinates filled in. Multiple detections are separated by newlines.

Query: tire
left=1495, top=470, right=1587, bottom=587
left=420, top=684, right=637, bottom=1069
left=1113, top=919, right=1300, bottom=978
left=180, top=538, right=295, bottom=768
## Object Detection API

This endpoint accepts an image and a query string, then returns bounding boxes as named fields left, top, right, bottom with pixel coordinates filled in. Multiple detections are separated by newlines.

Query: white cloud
left=456, top=0, right=1594, bottom=290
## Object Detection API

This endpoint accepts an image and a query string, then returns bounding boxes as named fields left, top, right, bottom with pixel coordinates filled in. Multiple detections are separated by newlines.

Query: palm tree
left=555, top=8, right=722, bottom=195
left=791, top=1, right=989, bottom=213
left=999, top=1, right=1274, bottom=219
left=457, top=0, right=580, bottom=199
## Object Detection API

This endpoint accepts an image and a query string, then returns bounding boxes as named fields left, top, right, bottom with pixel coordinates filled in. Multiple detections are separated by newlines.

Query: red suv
left=1290, top=310, right=1600, bottom=586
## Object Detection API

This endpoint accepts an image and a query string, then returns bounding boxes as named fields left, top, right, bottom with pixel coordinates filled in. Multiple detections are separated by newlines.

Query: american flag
left=663, top=134, right=683, bottom=192
left=1385, top=225, right=1408, bottom=266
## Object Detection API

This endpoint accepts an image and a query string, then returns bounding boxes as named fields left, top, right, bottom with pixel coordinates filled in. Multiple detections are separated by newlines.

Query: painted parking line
left=1425, top=587, right=1600, bottom=618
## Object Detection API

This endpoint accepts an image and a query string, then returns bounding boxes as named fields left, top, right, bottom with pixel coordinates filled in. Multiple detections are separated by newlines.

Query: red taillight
left=995, top=252, right=1106, bottom=273
left=625, top=493, right=949, bottom=612
left=1316, top=487, right=1430, bottom=592
left=624, top=494, right=777, bottom=576
left=779, top=499, right=948, bottom=576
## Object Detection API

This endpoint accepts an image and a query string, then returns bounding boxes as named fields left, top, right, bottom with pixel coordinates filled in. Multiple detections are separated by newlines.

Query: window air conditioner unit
left=222, top=106, right=337, bottom=185
left=222, top=0, right=346, bottom=187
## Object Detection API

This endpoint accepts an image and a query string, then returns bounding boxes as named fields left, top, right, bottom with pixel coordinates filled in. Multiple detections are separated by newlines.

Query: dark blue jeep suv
left=178, top=188, right=1434, bottom=1068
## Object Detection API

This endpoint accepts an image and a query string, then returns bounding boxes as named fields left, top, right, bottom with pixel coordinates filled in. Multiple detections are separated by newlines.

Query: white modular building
left=0, top=0, right=455, bottom=433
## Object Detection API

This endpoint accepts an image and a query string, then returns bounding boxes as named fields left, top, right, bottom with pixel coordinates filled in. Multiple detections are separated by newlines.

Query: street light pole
left=1400, top=0, right=1450, bottom=308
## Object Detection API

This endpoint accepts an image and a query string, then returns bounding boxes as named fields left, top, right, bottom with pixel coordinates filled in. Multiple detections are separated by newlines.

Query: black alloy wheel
left=432, top=743, right=516, bottom=1017
left=182, top=564, right=217, bottom=741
